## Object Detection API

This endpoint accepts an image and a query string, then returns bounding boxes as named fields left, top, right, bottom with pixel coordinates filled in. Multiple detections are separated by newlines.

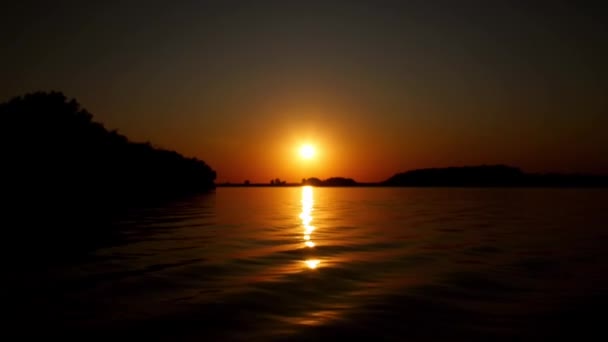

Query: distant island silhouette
left=382, top=165, right=608, bottom=187
left=303, top=177, right=357, bottom=186
left=221, top=165, right=607, bottom=187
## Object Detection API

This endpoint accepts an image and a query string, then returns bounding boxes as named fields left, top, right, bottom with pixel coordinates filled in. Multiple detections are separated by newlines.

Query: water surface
left=12, top=187, right=608, bottom=340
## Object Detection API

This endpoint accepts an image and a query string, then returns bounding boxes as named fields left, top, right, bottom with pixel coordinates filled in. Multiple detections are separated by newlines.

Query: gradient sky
left=2, top=1, right=607, bottom=182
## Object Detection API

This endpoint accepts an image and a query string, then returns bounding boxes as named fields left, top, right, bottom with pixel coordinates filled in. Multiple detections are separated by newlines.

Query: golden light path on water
left=300, top=186, right=320, bottom=269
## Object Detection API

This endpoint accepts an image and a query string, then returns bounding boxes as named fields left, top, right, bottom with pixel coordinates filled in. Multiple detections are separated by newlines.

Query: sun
left=299, top=144, right=316, bottom=159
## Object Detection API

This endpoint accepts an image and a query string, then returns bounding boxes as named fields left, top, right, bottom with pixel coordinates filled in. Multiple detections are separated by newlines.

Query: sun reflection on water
left=301, top=186, right=320, bottom=269
left=305, top=259, right=320, bottom=269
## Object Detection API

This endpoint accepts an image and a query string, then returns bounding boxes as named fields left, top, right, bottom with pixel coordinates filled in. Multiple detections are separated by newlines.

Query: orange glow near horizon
left=179, top=101, right=608, bottom=184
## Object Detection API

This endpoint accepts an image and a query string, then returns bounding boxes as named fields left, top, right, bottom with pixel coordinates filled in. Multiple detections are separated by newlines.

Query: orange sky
left=77, top=88, right=607, bottom=183
left=2, top=2, right=607, bottom=182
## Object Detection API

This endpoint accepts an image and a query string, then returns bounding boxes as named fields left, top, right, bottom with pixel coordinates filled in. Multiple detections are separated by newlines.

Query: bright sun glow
left=299, top=144, right=316, bottom=159
left=305, top=259, right=320, bottom=269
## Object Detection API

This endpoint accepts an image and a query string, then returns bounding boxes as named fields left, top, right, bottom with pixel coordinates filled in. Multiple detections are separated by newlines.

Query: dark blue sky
left=2, top=1, right=607, bottom=181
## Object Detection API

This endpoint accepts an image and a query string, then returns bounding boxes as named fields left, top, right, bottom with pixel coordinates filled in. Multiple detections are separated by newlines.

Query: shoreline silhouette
left=220, top=165, right=608, bottom=188
left=2, top=92, right=216, bottom=200
left=1, top=91, right=217, bottom=258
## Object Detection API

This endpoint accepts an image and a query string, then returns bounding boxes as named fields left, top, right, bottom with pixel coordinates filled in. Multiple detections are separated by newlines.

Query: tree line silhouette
left=1, top=91, right=216, bottom=256
left=1, top=91, right=216, bottom=202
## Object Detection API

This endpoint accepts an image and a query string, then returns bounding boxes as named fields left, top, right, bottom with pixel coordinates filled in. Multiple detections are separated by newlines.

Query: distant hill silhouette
left=383, top=165, right=608, bottom=187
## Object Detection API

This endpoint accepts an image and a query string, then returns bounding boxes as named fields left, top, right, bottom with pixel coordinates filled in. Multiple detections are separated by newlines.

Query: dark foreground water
left=9, top=187, right=608, bottom=340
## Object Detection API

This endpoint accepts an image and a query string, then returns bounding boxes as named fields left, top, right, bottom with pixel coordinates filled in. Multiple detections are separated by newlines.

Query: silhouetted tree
left=1, top=91, right=216, bottom=203
left=1, top=91, right=219, bottom=256
left=270, top=178, right=286, bottom=186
